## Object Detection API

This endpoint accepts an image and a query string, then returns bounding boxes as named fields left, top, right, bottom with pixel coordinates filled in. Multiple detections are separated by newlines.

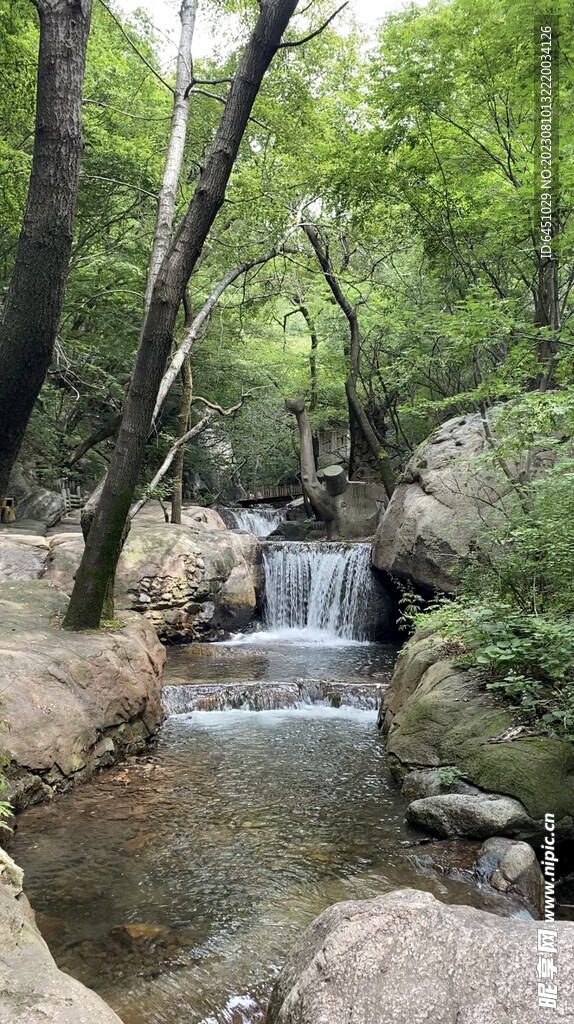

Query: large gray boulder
left=0, top=580, right=164, bottom=810
left=266, top=888, right=574, bottom=1024
left=0, top=870, right=122, bottom=1024
left=372, top=411, right=552, bottom=592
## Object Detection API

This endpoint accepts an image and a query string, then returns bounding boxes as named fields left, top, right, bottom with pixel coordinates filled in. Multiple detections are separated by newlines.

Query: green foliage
left=436, top=766, right=464, bottom=787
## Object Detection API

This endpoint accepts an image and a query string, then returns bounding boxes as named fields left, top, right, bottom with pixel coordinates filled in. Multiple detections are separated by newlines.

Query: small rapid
left=225, top=506, right=286, bottom=538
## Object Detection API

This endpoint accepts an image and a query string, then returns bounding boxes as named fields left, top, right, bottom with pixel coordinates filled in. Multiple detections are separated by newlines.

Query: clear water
left=12, top=700, right=526, bottom=1024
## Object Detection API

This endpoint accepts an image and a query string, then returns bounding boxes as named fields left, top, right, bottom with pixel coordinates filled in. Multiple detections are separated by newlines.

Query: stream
left=9, top=538, right=533, bottom=1024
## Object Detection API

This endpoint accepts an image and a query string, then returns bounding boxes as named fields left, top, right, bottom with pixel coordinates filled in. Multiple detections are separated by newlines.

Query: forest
left=1, top=0, right=571, bottom=717
left=0, top=1, right=573, bottom=1021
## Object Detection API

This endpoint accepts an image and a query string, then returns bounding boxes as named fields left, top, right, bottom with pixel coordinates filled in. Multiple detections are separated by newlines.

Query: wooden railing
left=237, top=484, right=302, bottom=505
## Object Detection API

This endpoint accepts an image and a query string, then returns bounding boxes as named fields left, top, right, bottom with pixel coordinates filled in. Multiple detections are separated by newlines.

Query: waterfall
left=262, top=541, right=377, bottom=641
left=227, top=506, right=286, bottom=538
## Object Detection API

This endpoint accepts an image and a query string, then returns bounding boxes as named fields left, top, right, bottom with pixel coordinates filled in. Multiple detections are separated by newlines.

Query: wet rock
left=266, top=888, right=574, bottom=1024
left=161, top=679, right=385, bottom=715
left=0, top=872, right=122, bottom=1024
left=0, top=581, right=164, bottom=810
left=475, top=837, right=544, bottom=916
left=0, top=533, right=49, bottom=582
left=111, top=923, right=168, bottom=945
left=405, top=793, right=538, bottom=839
left=401, top=768, right=481, bottom=801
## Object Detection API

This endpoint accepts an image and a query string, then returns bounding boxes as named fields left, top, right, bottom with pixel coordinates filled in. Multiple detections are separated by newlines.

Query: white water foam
left=260, top=541, right=376, bottom=642
left=229, top=507, right=286, bottom=537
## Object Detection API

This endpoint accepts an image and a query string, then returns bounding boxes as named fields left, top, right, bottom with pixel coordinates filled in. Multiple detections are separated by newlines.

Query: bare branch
left=80, top=174, right=158, bottom=199
left=278, top=1, right=348, bottom=47
left=97, top=0, right=175, bottom=93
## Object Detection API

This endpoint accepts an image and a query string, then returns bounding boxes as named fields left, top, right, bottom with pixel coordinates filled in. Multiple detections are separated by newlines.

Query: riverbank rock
left=7, top=462, right=62, bottom=527
left=0, top=870, right=122, bottom=1024
left=0, top=580, right=164, bottom=810
left=265, top=888, right=574, bottom=1024
left=474, top=838, right=544, bottom=915
left=0, top=532, right=50, bottom=582
left=372, top=411, right=552, bottom=592
left=381, top=632, right=574, bottom=834
left=45, top=517, right=262, bottom=642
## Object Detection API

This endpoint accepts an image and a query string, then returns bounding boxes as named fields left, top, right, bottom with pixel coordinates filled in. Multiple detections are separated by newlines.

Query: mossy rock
left=385, top=638, right=574, bottom=820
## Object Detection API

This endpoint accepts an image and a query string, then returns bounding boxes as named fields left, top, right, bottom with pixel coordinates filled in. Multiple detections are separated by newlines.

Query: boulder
left=406, top=793, right=537, bottom=839
left=0, top=580, right=164, bottom=809
left=7, top=463, right=62, bottom=528
left=475, top=837, right=544, bottom=915
left=372, top=411, right=552, bottom=592
left=382, top=633, right=574, bottom=828
left=266, top=888, right=574, bottom=1024
left=0, top=873, right=122, bottom=1024
left=45, top=520, right=261, bottom=641
left=0, top=533, right=49, bottom=582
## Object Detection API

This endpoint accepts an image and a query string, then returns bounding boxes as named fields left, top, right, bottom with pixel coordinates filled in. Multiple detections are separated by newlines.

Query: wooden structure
left=237, top=484, right=302, bottom=506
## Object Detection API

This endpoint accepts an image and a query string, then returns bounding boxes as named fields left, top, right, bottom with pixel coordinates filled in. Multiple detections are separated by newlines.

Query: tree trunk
left=285, top=397, right=335, bottom=522
left=171, top=357, right=193, bottom=523
left=63, top=0, right=299, bottom=630
left=143, top=0, right=197, bottom=317
left=535, top=256, right=560, bottom=391
left=0, top=0, right=93, bottom=500
left=301, top=223, right=395, bottom=497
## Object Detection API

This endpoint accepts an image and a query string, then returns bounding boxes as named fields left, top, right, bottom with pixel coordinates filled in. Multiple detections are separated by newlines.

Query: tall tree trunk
left=301, top=223, right=395, bottom=497
left=0, top=0, right=93, bottom=500
left=171, top=357, right=193, bottom=523
left=143, top=0, right=197, bottom=317
left=535, top=256, right=560, bottom=391
left=63, top=0, right=299, bottom=630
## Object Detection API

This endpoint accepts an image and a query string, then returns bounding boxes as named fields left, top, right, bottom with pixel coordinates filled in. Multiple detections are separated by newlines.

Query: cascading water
left=262, top=541, right=378, bottom=641
left=227, top=506, right=286, bottom=537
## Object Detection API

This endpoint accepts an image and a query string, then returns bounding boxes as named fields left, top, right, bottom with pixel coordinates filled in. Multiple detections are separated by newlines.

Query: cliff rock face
left=0, top=581, right=164, bottom=810
left=266, top=888, right=574, bottom=1024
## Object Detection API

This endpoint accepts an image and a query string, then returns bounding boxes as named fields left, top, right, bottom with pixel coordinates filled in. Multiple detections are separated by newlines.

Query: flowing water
left=11, top=704, right=525, bottom=1024
left=10, top=543, right=531, bottom=1024
left=224, top=507, right=286, bottom=538
left=262, top=541, right=382, bottom=641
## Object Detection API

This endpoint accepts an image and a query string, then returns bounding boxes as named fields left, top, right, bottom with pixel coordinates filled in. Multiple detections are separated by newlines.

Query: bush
left=409, top=438, right=574, bottom=741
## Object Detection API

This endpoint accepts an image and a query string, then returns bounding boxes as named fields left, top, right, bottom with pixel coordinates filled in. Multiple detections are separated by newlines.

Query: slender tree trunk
left=63, top=0, right=299, bottom=630
left=0, top=0, right=93, bottom=500
left=535, top=256, right=560, bottom=391
left=294, top=299, right=319, bottom=410
left=171, top=357, right=193, bottom=523
left=143, top=0, right=197, bottom=317
left=301, top=223, right=395, bottom=497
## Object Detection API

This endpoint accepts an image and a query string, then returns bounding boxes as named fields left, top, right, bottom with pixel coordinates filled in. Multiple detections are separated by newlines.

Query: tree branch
left=97, top=0, right=175, bottom=94
left=278, top=1, right=348, bottom=47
